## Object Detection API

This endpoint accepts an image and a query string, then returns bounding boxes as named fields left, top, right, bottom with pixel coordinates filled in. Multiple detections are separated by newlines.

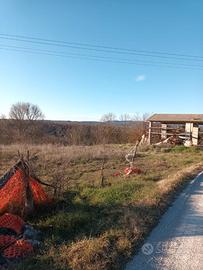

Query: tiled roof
left=147, top=114, right=203, bottom=123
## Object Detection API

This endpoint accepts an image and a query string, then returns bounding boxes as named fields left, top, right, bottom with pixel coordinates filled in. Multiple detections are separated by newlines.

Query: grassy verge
left=0, top=144, right=203, bottom=270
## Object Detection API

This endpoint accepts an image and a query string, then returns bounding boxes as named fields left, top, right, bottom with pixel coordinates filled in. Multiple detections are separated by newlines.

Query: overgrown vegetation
left=0, top=119, right=146, bottom=145
left=0, top=102, right=147, bottom=145
left=1, top=144, right=203, bottom=270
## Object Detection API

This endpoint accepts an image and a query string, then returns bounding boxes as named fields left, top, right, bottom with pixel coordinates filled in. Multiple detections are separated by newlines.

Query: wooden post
left=161, top=124, right=167, bottom=139
left=192, top=125, right=199, bottom=146
left=100, top=159, right=105, bottom=187
left=148, top=121, right=152, bottom=144
left=185, top=123, right=193, bottom=140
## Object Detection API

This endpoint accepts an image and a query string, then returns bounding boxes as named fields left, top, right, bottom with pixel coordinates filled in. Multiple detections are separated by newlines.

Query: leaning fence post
left=100, top=159, right=105, bottom=187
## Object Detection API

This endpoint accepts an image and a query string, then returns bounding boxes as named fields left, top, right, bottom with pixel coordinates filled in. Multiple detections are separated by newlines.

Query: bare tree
left=0, top=114, right=6, bottom=119
left=10, top=102, right=44, bottom=121
left=100, top=113, right=117, bottom=122
left=119, top=113, right=131, bottom=122
left=9, top=102, right=44, bottom=141
left=131, top=112, right=152, bottom=121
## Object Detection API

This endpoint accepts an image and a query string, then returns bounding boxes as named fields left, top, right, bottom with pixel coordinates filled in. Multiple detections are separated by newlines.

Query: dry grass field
left=0, top=144, right=203, bottom=270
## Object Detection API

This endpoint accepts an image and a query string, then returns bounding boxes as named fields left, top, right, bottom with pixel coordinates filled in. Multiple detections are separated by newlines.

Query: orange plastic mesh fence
left=2, top=239, right=33, bottom=258
left=0, top=235, right=16, bottom=248
left=29, top=177, right=50, bottom=206
left=0, top=213, right=25, bottom=235
left=0, top=169, right=51, bottom=215
left=0, top=235, right=33, bottom=259
left=0, top=170, right=25, bottom=215
left=0, top=214, right=34, bottom=260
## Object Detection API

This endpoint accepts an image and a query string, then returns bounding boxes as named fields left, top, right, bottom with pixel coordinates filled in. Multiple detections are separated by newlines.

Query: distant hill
left=43, top=119, right=142, bottom=126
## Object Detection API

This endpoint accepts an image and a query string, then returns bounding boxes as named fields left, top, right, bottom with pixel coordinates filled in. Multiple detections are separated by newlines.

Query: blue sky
left=0, top=0, right=202, bottom=120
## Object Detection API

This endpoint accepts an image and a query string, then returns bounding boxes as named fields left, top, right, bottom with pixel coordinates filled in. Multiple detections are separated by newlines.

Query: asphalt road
left=125, top=172, right=203, bottom=270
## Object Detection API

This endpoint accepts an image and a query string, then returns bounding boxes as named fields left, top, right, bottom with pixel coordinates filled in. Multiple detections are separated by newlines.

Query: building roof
left=147, top=114, right=203, bottom=123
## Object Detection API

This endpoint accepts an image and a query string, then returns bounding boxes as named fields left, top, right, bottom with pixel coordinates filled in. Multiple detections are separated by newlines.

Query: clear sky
left=0, top=0, right=202, bottom=121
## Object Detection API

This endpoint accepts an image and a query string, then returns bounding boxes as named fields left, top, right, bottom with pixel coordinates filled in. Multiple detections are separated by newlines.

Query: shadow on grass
left=29, top=179, right=155, bottom=243
left=28, top=190, right=127, bottom=244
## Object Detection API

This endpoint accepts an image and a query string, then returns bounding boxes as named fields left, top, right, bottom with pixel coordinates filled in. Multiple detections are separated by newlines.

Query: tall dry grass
left=0, top=144, right=129, bottom=163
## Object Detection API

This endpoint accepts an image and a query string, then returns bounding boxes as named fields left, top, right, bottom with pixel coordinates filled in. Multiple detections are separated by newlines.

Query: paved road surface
left=125, top=172, right=203, bottom=270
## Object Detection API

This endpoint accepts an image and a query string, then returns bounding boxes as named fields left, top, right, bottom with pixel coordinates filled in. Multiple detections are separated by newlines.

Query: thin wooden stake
left=100, top=159, right=105, bottom=187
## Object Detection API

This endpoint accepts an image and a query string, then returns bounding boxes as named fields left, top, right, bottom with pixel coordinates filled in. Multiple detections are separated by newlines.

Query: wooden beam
left=148, top=121, right=152, bottom=144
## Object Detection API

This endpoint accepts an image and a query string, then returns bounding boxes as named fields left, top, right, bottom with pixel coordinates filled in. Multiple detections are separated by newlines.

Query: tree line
left=0, top=102, right=148, bottom=145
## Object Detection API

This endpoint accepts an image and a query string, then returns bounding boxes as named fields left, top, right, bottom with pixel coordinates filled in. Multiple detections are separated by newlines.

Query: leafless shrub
left=100, top=112, right=117, bottom=122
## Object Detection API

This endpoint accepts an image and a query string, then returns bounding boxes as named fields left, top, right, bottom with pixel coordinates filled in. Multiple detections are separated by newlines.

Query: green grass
left=168, top=145, right=202, bottom=153
left=80, top=180, right=149, bottom=205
